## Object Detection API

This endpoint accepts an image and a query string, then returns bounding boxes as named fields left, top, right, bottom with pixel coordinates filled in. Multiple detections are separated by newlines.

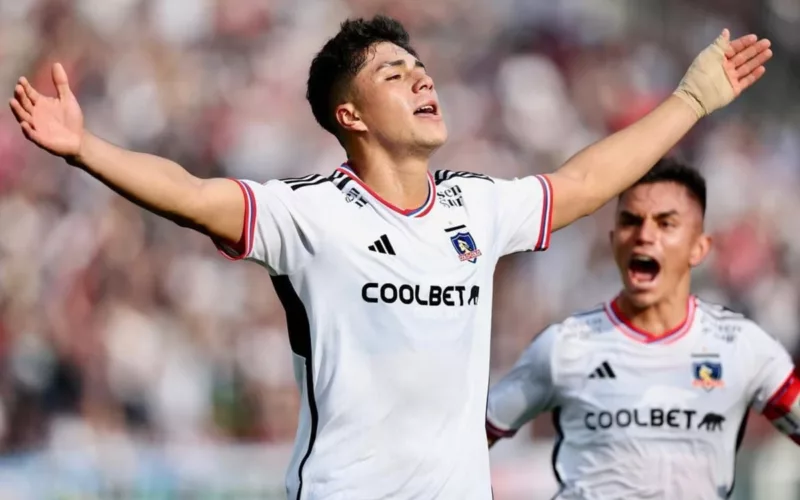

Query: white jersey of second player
left=216, top=164, right=553, bottom=500
left=487, top=297, right=795, bottom=500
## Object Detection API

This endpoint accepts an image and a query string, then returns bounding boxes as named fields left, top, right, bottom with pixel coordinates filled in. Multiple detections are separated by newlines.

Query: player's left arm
left=761, top=371, right=800, bottom=445
left=544, top=30, right=771, bottom=231
left=486, top=325, right=559, bottom=447
left=748, top=327, right=800, bottom=445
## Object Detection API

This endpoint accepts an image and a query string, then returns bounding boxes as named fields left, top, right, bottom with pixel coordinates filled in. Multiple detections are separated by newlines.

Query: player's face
left=337, top=42, right=447, bottom=154
left=610, top=182, right=711, bottom=308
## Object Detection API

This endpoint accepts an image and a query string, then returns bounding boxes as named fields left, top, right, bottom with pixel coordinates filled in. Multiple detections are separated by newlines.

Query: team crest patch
left=692, top=361, right=724, bottom=391
left=450, top=231, right=482, bottom=263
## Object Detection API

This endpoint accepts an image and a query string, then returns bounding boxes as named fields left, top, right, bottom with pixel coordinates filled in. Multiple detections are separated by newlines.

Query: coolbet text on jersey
left=215, top=164, right=553, bottom=500
left=487, top=298, right=797, bottom=500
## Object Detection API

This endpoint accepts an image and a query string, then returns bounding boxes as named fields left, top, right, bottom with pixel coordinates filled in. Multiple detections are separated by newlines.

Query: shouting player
left=10, top=15, right=772, bottom=500
left=486, top=159, right=799, bottom=499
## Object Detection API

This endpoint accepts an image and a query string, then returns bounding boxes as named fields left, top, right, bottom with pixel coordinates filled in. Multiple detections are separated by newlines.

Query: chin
left=621, top=281, right=664, bottom=309
left=415, top=122, right=448, bottom=148
left=624, top=291, right=660, bottom=310
left=412, top=136, right=447, bottom=155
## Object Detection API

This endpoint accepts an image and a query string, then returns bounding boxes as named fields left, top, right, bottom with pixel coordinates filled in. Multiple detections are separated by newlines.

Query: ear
left=689, top=233, right=712, bottom=267
left=335, top=102, right=368, bottom=134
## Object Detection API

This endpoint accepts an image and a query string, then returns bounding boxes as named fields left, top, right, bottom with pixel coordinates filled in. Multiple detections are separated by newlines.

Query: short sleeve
left=492, top=175, right=553, bottom=257
left=747, top=326, right=796, bottom=414
left=213, top=179, right=318, bottom=275
left=486, top=325, right=558, bottom=439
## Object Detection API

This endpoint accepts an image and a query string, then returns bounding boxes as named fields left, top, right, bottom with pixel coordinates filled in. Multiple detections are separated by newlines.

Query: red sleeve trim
left=763, top=371, right=800, bottom=421
left=533, top=174, right=553, bottom=252
left=215, top=179, right=256, bottom=261
left=486, top=418, right=517, bottom=441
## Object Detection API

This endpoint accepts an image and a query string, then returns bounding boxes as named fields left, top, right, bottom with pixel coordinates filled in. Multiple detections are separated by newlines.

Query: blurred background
left=1, top=0, right=800, bottom=498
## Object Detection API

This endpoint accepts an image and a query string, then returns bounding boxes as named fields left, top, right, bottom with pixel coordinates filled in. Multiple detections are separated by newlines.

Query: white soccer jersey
left=487, top=297, right=796, bottom=500
left=215, top=164, right=553, bottom=500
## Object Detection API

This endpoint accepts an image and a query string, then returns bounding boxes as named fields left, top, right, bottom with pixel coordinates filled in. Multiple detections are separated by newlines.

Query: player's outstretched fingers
left=19, top=77, right=40, bottom=105
left=9, top=98, right=32, bottom=124
left=52, top=63, right=72, bottom=99
left=20, top=121, right=38, bottom=142
left=14, top=84, right=34, bottom=114
left=725, top=33, right=756, bottom=58
left=730, top=39, right=770, bottom=69
left=739, top=66, right=766, bottom=91
left=736, top=46, right=772, bottom=78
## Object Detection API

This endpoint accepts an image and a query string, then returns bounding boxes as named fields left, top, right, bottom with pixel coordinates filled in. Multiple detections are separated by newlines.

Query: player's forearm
left=70, top=132, right=206, bottom=227
left=551, top=95, right=698, bottom=228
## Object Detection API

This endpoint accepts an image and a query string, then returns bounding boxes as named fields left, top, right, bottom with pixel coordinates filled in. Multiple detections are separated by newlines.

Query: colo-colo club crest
left=450, top=229, right=482, bottom=264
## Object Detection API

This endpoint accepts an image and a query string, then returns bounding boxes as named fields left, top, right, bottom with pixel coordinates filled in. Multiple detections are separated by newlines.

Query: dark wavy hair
left=621, top=158, right=707, bottom=215
left=306, top=16, right=417, bottom=138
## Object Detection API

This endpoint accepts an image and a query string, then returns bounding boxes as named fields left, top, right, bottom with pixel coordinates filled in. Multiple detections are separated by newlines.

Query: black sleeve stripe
left=336, top=176, right=351, bottom=191
left=434, top=169, right=493, bottom=185
left=289, top=177, right=331, bottom=191
left=281, top=174, right=321, bottom=184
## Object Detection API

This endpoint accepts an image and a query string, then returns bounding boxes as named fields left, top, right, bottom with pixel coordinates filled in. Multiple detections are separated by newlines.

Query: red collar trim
left=336, top=164, right=436, bottom=218
left=605, top=296, right=697, bottom=344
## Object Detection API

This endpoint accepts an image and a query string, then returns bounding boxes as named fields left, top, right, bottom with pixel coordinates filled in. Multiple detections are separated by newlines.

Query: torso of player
left=293, top=168, right=497, bottom=403
left=230, top=164, right=551, bottom=498
left=276, top=167, right=505, bottom=499
left=551, top=299, right=756, bottom=499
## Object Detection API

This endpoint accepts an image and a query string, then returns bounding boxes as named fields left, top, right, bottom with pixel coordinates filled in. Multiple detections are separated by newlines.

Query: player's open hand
left=674, top=29, right=772, bottom=118
left=722, top=30, right=772, bottom=97
left=8, top=63, right=84, bottom=158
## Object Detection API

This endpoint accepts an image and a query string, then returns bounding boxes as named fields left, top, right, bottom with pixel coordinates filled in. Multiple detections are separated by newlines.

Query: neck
left=615, top=289, right=692, bottom=338
left=346, top=145, right=431, bottom=210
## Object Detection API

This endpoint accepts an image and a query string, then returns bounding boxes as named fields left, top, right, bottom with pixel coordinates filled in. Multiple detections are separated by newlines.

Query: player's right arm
left=9, top=63, right=243, bottom=246
left=486, top=325, right=558, bottom=448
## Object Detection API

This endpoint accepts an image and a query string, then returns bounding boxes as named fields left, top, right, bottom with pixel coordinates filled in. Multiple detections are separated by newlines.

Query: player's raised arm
left=544, top=29, right=771, bottom=231
left=8, top=63, right=244, bottom=245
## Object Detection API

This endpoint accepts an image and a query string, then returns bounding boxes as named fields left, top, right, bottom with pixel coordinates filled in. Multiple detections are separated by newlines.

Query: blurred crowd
left=1, top=0, right=800, bottom=495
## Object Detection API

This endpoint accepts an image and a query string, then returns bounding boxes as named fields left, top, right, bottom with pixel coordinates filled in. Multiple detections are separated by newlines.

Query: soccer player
left=486, top=159, right=800, bottom=499
left=9, top=15, right=772, bottom=500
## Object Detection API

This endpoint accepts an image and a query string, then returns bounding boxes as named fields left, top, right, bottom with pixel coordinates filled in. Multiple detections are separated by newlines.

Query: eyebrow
left=619, top=209, right=680, bottom=219
left=375, top=59, right=425, bottom=72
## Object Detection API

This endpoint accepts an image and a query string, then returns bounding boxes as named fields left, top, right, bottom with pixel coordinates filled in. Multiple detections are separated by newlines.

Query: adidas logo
left=588, top=361, right=616, bottom=379
left=368, top=234, right=396, bottom=255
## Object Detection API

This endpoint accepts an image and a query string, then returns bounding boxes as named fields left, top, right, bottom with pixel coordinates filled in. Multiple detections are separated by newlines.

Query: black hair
left=306, top=15, right=418, bottom=138
left=621, top=158, right=707, bottom=215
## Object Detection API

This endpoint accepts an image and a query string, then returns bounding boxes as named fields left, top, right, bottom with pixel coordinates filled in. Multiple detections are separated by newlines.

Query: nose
left=635, top=219, right=658, bottom=244
left=413, top=72, right=434, bottom=93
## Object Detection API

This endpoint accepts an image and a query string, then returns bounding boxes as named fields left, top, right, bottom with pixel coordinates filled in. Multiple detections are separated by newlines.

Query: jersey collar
left=604, top=296, right=697, bottom=345
left=336, top=163, right=436, bottom=218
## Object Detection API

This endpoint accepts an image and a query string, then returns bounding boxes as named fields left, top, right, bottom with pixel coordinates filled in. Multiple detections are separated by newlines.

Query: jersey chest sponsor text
left=584, top=407, right=726, bottom=433
left=361, top=282, right=480, bottom=307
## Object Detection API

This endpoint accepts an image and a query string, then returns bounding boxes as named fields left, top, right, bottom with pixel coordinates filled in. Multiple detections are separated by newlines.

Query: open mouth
left=628, top=254, right=661, bottom=284
left=414, top=103, right=438, bottom=116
